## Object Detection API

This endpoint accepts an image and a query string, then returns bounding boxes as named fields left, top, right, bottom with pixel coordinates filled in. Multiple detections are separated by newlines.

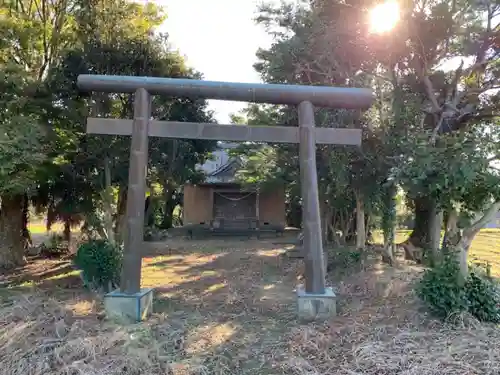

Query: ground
left=1, top=233, right=500, bottom=375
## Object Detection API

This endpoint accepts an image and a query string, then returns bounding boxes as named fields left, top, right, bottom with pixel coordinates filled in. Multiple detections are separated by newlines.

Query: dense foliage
left=417, top=256, right=500, bottom=322
left=74, top=239, right=122, bottom=291
left=0, top=0, right=217, bottom=268
left=229, top=0, right=499, bottom=271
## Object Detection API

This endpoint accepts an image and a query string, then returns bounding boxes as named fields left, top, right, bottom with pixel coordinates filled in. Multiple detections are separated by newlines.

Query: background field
left=373, top=229, right=500, bottom=275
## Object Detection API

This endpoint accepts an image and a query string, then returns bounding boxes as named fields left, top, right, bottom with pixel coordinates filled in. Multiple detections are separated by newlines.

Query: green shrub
left=465, top=268, right=500, bottom=323
left=417, top=255, right=500, bottom=322
left=416, top=255, right=468, bottom=318
left=74, top=239, right=122, bottom=292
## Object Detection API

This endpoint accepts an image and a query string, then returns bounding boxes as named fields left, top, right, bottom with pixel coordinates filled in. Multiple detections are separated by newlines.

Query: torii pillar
left=77, top=74, right=374, bottom=321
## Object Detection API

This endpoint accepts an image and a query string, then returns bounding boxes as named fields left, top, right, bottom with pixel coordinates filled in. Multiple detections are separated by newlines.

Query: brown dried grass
left=1, top=242, right=500, bottom=375
left=285, top=262, right=500, bottom=375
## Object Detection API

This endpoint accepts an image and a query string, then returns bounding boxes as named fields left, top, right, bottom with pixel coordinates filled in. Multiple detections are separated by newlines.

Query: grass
left=28, top=220, right=64, bottom=234
left=28, top=220, right=83, bottom=235
left=374, top=229, right=500, bottom=276
left=1, top=236, right=500, bottom=374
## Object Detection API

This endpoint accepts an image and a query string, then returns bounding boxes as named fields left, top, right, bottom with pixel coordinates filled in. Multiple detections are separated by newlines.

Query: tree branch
left=422, top=75, right=441, bottom=113
left=466, top=201, right=500, bottom=235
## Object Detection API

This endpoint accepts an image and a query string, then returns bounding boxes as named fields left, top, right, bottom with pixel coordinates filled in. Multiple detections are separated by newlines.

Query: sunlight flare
left=369, top=1, right=400, bottom=33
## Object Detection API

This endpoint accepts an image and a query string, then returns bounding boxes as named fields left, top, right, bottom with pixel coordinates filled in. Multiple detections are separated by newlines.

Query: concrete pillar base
left=103, top=288, right=154, bottom=323
left=296, top=284, right=336, bottom=320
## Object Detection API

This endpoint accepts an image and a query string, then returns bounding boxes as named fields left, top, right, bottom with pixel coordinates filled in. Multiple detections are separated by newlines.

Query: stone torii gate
left=77, top=75, right=373, bottom=322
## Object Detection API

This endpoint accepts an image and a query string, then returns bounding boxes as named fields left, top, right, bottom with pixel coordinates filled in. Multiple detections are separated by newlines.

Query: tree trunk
left=442, top=208, right=459, bottom=254
left=322, top=209, right=329, bottom=243
left=355, top=190, right=366, bottom=250
left=161, top=201, right=175, bottom=229
left=114, top=185, right=127, bottom=245
left=63, top=219, right=71, bottom=242
left=320, top=199, right=332, bottom=243
left=365, top=213, right=373, bottom=243
left=22, top=193, right=32, bottom=249
left=453, top=202, right=500, bottom=280
left=102, top=156, right=115, bottom=245
left=427, top=201, right=443, bottom=266
left=0, top=194, right=26, bottom=269
left=382, top=185, right=396, bottom=265
left=404, top=196, right=438, bottom=263
left=160, top=181, right=177, bottom=229
left=408, top=196, right=432, bottom=248
left=145, top=194, right=156, bottom=227
left=456, top=235, right=474, bottom=283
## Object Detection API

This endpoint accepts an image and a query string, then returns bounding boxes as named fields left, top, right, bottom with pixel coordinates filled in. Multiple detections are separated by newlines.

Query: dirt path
left=141, top=239, right=300, bottom=374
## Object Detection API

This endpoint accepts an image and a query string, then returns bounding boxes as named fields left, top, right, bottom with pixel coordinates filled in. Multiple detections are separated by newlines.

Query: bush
left=74, top=239, right=122, bottom=292
left=324, top=246, right=364, bottom=275
left=417, top=255, right=500, bottom=322
left=465, top=268, right=500, bottom=323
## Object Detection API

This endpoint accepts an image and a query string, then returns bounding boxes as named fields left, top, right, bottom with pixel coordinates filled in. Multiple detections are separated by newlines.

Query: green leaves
left=417, top=255, right=468, bottom=319
left=466, top=269, right=500, bottom=323
left=74, top=239, right=122, bottom=292
left=0, top=66, right=47, bottom=195
left=417, top=255, right=500, bottom=322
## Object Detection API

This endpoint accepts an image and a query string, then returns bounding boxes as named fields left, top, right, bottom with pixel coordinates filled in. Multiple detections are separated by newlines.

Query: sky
left=153, top=0, right=277, bottom=123
left=145, top=1, right=485, bottom=124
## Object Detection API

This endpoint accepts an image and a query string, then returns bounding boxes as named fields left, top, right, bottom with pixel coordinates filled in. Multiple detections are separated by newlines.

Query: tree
left=250, top=0, right=499, bottom=274
left=251, top=1, right=391, bottom=250
left=272, top=0, right=500, bottom=270
left=0, top=0, right=217, bottom=267
left=0, top=0, right=80, bottom=267
left=149, top=94, right=217, bottom=229
left=364, top=0, right=500, bottom=268
left=0, top=65, right=47, bottom=267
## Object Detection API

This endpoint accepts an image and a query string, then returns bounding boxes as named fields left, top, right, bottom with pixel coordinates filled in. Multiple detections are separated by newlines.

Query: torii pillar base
left=296, top=284, right=337, bottom=321
left=104, top=288, right=154, bottom=323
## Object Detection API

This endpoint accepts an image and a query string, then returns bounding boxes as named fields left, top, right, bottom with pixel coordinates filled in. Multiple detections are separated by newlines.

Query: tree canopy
left=0, top=0, right=217, bottom=267
left=230, top=0, right=499, bottom=268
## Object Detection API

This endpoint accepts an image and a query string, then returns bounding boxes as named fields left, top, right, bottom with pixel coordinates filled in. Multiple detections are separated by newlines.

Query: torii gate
left=77, top=75, right=373, bottom=321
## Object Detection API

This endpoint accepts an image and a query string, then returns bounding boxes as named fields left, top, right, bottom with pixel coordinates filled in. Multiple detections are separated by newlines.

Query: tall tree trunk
left=0, top=194, right=26, bottom=269
left=405, top=197, right=442, bottom=265
left=382, top=185, right=396, bottom=265
left=63, top=218, right=71, bottom=243
left=320, top=198, right=332, bottom=243
left=355, top=190, right=366, bottom=250
left=427, top=202, right=443, bottom=266
left=442, top=208, right=459, bottom=254
left=365, top=213, right=373, bottom=243
left=102, top=156, right=114, bottom=245
left=144, top=189, right=156, bottom=227
left=22, top=193, right=32, bottom=249
left=403, top=196, right=434, bottom=262
left=114, top=185, right=127, bottom=245
left=408, top=196, right=432, bottom=248
left=160, top=181, right=176, bottom=229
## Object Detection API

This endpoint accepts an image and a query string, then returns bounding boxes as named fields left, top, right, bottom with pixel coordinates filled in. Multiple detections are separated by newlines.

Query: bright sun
left=369, top=1, right=400, bottom=34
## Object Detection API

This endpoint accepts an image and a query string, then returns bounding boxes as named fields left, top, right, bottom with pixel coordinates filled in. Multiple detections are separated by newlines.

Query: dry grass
left=1, top=238, right=500, bottom=374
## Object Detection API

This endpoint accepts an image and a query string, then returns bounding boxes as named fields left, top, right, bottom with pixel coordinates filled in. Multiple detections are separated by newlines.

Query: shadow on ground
left=135, top=238, right=425, bottom=374
left=4, top=237, right=491, bottom=375
left=0, top=257, right=77, bottom=288
left=140, top=239, right=299, bottom=373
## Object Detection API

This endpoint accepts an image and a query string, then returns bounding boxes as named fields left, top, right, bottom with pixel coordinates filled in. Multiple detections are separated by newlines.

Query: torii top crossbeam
left=77, top=75, right=373, bottom=109
left=78, top=73, right=374, bottom=302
